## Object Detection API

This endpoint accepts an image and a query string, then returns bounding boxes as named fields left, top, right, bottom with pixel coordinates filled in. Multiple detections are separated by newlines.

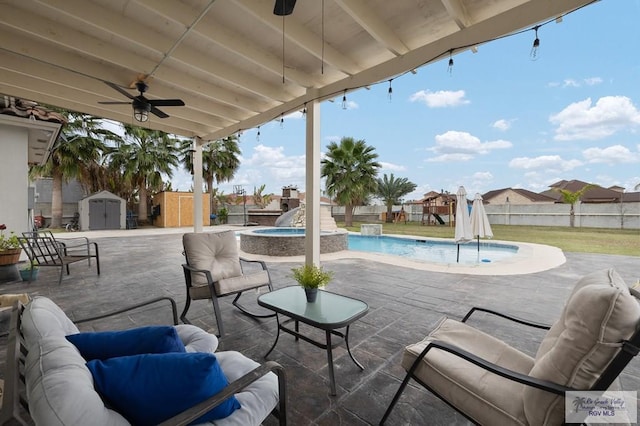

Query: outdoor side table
left=257, top=286, right=369, bottom=395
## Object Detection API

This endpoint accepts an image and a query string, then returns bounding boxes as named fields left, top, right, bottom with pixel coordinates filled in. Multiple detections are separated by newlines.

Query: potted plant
left=0, top=224, right=22, bottom=266
left=291, top=264, right=333, bottom=303
left=19, top=261, right=39, bottom=282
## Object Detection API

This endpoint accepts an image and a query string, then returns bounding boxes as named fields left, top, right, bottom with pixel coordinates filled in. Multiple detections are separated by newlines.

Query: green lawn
left=339, top=222, right=640, bottom=257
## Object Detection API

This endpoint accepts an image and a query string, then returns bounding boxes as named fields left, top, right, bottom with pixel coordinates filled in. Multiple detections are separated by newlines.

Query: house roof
left=0, top=0, right=595, bottom=142
left=541, top=179, right=624, bottom=203
left=483, top=187, right=555, bottom=203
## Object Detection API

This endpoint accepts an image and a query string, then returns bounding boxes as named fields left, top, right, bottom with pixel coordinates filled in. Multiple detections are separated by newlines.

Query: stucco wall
left=0, top=124, right=29, bottom=236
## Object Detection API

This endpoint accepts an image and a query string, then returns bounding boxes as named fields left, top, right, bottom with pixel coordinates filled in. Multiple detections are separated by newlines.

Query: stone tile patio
left=0, top=230, right=638, bottom=425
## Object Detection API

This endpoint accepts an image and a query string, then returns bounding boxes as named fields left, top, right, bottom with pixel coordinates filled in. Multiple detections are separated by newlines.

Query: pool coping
left=239, top=231, right=566, bottom=276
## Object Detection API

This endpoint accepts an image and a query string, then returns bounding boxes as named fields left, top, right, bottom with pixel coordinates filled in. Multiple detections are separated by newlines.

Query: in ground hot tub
left=240, top=227, right=348, bottom=256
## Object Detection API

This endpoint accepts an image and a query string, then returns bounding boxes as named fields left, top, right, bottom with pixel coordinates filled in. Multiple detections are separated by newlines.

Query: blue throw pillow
left=66, top=326, right=185, bottom=360
left=87, top=352, right=241, bottom=425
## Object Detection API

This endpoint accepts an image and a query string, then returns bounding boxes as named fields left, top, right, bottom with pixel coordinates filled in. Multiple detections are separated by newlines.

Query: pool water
left=348, top=234, right=518, bottom=265
left=239, top=228, right=518, bottom=265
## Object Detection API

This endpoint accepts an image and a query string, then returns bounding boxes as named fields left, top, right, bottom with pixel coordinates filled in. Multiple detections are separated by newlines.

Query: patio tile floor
left=0, top=231, right=638, bottom=425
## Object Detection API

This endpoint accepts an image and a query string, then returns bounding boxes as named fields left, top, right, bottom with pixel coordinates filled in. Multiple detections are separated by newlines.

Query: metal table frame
left=258, top=286, right=369, bottom=395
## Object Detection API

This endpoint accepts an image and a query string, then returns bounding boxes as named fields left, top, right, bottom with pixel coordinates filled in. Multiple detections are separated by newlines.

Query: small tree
left=253, top=184, right=273, bottom=209
left=555, top=184, right=595, bottom=227
left=375, top=173, right=417, bottom=223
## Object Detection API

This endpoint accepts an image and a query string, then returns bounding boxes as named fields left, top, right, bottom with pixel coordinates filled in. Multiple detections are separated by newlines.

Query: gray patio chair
left=19, top=231, right=100, bottom=284
left=380, top=268, right=640, bottom=425
left=181, top=231, right=275, bottom=337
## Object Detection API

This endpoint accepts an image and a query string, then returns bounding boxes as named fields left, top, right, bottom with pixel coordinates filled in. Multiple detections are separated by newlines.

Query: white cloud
left=409, top=90, right=470, bottom=108
left=492, top=119, right=511, bottom=131
left=550, top=96, right=640, bottom=140
left=583, top=144, right=640, bottom=164
left=426, top=153, right=474, bottom=162
left=428, top=131, right=512, bottom=160
left=509, top=155, right=583, bottom=171
left=285, top=110, right=305, bottom=119
left=584, top=77, right=603, bottom=86
left=563, top=79, right=579, bottom=88
left=473, top=171, right=493, bottom=181
left=242, top=144, right=306, bottom=187
left=379, top=162, right=407, bottom=172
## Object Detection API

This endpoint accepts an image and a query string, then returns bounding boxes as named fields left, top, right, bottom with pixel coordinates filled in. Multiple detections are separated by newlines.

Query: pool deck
left=2, top=225, right=638, bottom=425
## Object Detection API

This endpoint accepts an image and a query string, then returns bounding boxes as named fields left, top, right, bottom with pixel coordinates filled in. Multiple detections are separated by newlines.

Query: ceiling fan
left=98, top=80, right=185, bottom=122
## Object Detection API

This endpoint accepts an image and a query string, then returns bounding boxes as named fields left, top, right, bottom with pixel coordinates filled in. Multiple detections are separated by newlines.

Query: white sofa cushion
left=403, top=317, right=533, bottom=426
left=524, top=268, right=640, bottom=425
left=21, top=297, right=279, bottom=426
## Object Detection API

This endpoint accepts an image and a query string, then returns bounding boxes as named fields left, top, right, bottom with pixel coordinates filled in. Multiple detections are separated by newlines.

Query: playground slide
left=433, top=213, right=445, bottom=225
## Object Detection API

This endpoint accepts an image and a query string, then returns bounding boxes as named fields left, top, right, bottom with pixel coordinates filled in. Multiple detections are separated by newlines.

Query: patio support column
left=193, top=137, right=204, bottom=233
left=304, top=100, right=321, bottom=266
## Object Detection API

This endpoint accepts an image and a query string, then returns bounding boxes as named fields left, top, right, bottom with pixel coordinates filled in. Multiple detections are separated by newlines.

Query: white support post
left=305, top=100, right=321, bottom=266
left=193, top=137, right=204, bottom=233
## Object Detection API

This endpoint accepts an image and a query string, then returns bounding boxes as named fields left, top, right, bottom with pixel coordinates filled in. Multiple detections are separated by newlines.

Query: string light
left=256, top=126, right=260, bottom=141
left=280, top=113, right=284, bottom=128
left=447, top=50, right=454, bottom=75
left=530, top=26, right=540, bottom=60
left=342, top=90, right=347, bottom=110
left=302, top=103, right=307, bottom=117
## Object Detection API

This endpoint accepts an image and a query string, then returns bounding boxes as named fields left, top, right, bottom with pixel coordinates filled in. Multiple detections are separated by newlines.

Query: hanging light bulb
left=447, top=50, right=454, bottom=75
left=302, top=103, right=307, bottom=117
left=256, top=126, right=261, bottom=142
left=388, top=79, right=393, bottom=102
left=280, top=113, right=284, bottom=128
left=342, top=91, right=347, bottom=110
left=530, top=26, right=540, bottom=61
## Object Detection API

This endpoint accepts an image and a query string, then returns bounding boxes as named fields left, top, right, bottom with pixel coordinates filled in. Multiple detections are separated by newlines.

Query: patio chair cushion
left=88, top=352, right=241, bottom=425
left=66, top=326, right=186, bottom=361
left=524, top=268, right=640, bottom=425
left=403, top=317, right=534, bottom=426
left=183, top=231, right=242, bottom=287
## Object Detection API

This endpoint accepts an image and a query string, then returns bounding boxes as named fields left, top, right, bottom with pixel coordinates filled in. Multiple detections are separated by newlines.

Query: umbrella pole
left=477, top=236, right=480, bottom=252
left=457, top=244, right=460, bottom=263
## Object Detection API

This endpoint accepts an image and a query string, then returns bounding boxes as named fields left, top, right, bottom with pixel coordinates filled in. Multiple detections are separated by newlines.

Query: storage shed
left=152, top=191, right=210, bottom=228
left=78, top=191, right=126, bottom=231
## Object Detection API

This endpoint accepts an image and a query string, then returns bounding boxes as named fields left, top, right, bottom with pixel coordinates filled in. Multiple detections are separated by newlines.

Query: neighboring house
left=541, top=180, right=624, bottom=203
left=482, top=188, right=555, bottom=205
left=34, top=178, right=86, bottom=227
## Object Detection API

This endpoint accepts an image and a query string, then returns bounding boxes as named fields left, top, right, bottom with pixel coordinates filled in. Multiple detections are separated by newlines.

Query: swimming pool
left=239, top=228, right=518, bottom=265
left=348, top=234, right=518, bottom=265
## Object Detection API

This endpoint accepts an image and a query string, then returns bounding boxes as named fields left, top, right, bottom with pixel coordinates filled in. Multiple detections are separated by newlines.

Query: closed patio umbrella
left=454, top=186, right=473, bottom=262
left=470, top=193, right=493, bottom=252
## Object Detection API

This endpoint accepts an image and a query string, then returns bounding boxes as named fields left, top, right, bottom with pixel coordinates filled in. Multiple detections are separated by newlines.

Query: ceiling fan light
left=133, top=100, right=151, bottom=122
left=273, top=0, right=296, bottom=16
left=134, top=108, right=149, bottom=122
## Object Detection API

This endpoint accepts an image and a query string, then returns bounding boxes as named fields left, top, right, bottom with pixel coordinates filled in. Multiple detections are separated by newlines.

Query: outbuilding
left=78, top=191, right=126, bottom=231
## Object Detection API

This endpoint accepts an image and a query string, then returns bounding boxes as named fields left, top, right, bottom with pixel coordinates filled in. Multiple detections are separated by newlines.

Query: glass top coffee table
left=257, top=286, right=369, bottom=395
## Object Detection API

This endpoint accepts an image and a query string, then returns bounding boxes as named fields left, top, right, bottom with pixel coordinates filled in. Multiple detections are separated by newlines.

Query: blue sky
left=173, top=0, right=640, bottom=202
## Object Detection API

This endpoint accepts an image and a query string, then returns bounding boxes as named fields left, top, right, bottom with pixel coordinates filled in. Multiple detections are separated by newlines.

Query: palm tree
left=555, top=184, right=596, bottom=227
left=182, top=136, right=241, bottom=216
left=321, top=137, right=380, bottom=227
left=109, top=125, right=180, bottom=223
left=253, top=184, right=273, bottom=209
left=29, top=112, right=117, bottom=228
left=375, top=173, right=417, bottom=223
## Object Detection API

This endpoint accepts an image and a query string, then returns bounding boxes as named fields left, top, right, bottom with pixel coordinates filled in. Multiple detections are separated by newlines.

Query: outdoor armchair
left=0, top=296, right=286, bottom=425
left=380, top=268, right=640, bottom=425
left=19, top=230, right=100, bottom=284
left=181, top=230, right=275, bottom=337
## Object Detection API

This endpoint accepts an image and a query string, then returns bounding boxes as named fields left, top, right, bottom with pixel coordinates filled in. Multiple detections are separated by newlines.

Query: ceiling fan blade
left=104, top=81, right=136, bottom=100
left=150, top=106, right=169, bottom=118
left=98, top=101, right=132, bottom=105
left=149, top=99, right=185, bottom=107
